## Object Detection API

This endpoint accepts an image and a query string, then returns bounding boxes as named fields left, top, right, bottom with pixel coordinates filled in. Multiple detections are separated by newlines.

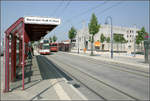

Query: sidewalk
left=1, top=51, right=87, bottom=100
left=70, top=49, right=149, bottom=69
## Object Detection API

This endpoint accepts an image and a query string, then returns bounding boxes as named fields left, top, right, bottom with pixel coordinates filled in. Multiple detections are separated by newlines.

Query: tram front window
left=42, top=45, right=49, bottom=49
left=43, top=40, right=49, bottom=44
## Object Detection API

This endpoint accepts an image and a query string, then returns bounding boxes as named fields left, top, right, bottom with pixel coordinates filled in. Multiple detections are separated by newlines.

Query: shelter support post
left=4, top=35, right=10, bottom=92
left=11, top=35, right=17, bottom=82
left=19, top=33, right=22, bottom=66
left=14, top=36, right=17, bottom=79
left=14, top=37, right=17, bottom=79
left=11, top=35, right=14, bottom=81
left=22, top=22, right=25, bottom=90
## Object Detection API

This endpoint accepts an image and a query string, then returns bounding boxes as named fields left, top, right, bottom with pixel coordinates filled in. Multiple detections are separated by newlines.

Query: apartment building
left=74, top=24, right=141, bottom=53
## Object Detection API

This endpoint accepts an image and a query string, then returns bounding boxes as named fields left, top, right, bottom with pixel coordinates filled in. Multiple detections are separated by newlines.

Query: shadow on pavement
left=37, top=55, right=73, bottom=81
left=30, top=79, right=65, bottom=100
left=28, top=55, right=76, bottom=100
left=11, top=59, right=34, bottom=91
left=10, top=54, right=75, bottom=92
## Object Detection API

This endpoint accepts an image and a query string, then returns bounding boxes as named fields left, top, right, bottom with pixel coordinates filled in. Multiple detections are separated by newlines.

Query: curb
left=67, top=52, right=149, bottom=69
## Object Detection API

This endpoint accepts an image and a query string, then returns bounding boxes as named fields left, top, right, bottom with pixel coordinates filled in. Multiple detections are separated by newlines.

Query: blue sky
left=1, top=1, right=149, bottom=41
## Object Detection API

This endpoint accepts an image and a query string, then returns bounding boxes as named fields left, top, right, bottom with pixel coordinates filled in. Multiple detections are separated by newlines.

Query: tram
left=50, top=43, right=58, bottom=52
left=38, top=39, right=50, bottom=55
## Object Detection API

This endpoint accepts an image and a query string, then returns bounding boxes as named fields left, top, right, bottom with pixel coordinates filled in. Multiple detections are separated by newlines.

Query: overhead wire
left=51, top=0, right=64, bottom=17
left=53, top=1, right=109, bottom=39
left=59, top=1, right=123, bottom=40
left=97, top=1, right=122, bottom=16
left=57, top=1, right=108, bottom=31
left=67, top=1, right=107, bottom=22
left=53, top=1, right=122, bottom=40
left=47, top=1, right=66, bottom=38
left=72, top=1, right=123, bottom=28
left=59, top=0, right=71, bottom=16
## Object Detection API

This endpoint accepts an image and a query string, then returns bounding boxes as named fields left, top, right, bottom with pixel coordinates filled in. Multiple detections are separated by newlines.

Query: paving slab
left=69, top=50, right=149, bottom=69
left=0, top=52, right=87, bottom=100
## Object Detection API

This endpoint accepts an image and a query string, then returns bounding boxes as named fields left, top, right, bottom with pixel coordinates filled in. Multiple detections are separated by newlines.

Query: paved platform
left=0, top=52, right=87, bottom=100
left=70, top=49, right=149, bottom=69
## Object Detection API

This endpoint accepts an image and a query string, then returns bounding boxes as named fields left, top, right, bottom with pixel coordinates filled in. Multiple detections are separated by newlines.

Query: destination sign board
left=24, top=16, right=61, bottom=25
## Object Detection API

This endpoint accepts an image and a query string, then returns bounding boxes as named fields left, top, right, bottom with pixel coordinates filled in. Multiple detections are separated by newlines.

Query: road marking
left=50, top=79, right=71, bottom=100
left=69, top=83, right=88, bottom=100
left=43, top=56, right=88, bottom=100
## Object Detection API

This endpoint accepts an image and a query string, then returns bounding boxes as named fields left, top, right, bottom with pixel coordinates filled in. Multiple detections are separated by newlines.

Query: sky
left=1, top=0, right=149, bottom=42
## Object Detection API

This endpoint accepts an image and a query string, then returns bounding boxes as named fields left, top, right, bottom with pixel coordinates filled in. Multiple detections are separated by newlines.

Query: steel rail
left=43, top=55, right=140, bottom=101
left=85, top=58, right=149, bottom=78
left=60, top=53, right=149, bottom=77
left=40, top=55, right=107, bottom=100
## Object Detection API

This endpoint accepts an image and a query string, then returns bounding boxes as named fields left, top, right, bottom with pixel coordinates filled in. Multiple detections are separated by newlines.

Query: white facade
left=74, top=24, right=140, bottom=53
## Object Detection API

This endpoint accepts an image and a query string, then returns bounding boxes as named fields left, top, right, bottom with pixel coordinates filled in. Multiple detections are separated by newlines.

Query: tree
left=114, top=34, right=120, bottom=43
left=136, top=27, right=147, bottom=51
left=68, top=27, right=77, bottom=51
left=114, top=34, right=127, bottom=52
left=88, top=13, right=100, bottom=55
left=100, top=33, right=106, bottom=50
left=106, top=37, right=110, bottom=43
left=49, top=37, right=52, bottom=43
left=53, top=35, right=57, bottom=42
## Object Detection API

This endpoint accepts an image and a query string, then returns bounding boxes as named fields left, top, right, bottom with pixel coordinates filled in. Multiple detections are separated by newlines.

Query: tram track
left=38, top=55, right=106, bottom=100
left=85, top=58, right=149, bottom=78
left=59, top=53, right=149, bottom=78
left=43, top=55, right=141, bottom=100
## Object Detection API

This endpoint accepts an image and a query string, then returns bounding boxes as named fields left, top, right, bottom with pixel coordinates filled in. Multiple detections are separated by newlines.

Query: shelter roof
left=5, top=16, right=61, bottom=41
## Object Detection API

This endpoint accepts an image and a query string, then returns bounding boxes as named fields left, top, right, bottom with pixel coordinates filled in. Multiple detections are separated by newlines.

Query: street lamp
left=105, top=16, right=113, bottom=59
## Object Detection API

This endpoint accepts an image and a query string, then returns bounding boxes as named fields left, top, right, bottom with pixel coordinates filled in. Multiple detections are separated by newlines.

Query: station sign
left=24, top=16, right=61, bottom=25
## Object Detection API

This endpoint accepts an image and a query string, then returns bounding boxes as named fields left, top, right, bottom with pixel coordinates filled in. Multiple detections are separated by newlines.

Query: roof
left=5, top=16, right=61, bottom=41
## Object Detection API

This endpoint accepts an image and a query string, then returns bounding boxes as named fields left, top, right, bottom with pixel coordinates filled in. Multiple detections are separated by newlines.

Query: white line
left=50, top=79, right=71, bottom=100
left=43, top=56, right=88, bottom=100
left=42, top=57, right=71, bottom=100
left=69, top=84, right=88, bottom=100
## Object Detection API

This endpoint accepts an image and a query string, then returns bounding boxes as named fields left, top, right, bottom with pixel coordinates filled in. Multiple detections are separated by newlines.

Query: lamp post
left=105, top=16, right=113, bottom=59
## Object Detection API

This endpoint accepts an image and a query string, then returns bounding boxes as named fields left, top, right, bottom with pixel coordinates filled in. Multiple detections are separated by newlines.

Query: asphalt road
left=43, top=52, right=149, bottom=100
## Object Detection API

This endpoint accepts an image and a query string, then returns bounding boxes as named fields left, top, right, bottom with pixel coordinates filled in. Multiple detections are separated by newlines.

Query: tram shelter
left=4, top=16, right=61, bottom=92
